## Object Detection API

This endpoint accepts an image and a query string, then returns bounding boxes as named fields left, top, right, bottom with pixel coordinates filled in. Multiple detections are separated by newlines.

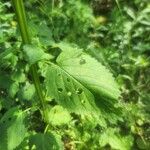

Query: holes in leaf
left=2, top=117, right=12, bottom=124
left=67, top=78, right=70, bottom=82
left=58, top=88, right=63, bottom=93
left=76, top=88, right=83, bottom=94
left=57, top=73, right=61, bottom=76
left=79, top=58, right=86, bottom=65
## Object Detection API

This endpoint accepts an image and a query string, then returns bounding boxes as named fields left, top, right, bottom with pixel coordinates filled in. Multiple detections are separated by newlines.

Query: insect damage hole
left=58, top=88, right=63, bottom=93
left=79, top=58, right=86, bottom=65
left=67, top=78, right=70, bottom=82
left=76, top=88, right=83, bottom=94
left=57, top=73, right=61, bottom=76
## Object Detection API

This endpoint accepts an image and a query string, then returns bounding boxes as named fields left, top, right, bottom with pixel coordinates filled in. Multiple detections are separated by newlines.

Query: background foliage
left=0, top=0, right=150, bottom=149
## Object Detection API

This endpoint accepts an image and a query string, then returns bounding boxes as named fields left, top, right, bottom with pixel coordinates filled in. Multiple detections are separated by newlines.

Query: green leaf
left=11, top=69, right=26, bottom=83
left=29, top=133, right=64, bottom=150
left=0, top=107, right=27, bottom=150
left=8, top=82, right=19, bottom=98
left=18, top=82, right=35, bottom=101
left=23, top=44, right=51, bottom=65
left=46, top=44, right=120, bottom=116
left=0, top=72, right=12, bottom=89
left=57, top=45, right=120, bottom=100
left=47, top=105, right=71, bottom=126
left=0, top=48, right=17, bottom=68
left=99, top=128, right=133, bottom=150
left=125, top=7, right=136, bottom=19
left=136, top=136, right=150, bottom=149
left=46, top=63, right=99, bottom=115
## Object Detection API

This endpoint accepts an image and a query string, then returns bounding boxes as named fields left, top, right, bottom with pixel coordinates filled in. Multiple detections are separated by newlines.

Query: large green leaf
left=0, top=107, right=27, bottom=150
left=29, top=133, right=64, bottom=150
left=57, top=45, right=120, bottom=100
left=46, top=44, right=120, bottom=116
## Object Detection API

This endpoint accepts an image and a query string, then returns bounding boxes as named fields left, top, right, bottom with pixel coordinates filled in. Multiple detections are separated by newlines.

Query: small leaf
left=47, top=105, right=71, bottom=126
left=18, top=82, right=35, bottom=101
left=23, top=44, right=51, bottom=65
left=125, top=7, right=136, bottom=19
left=8, top=82, right=19, bottom=98
left=11, top=69, right=26, bottom=83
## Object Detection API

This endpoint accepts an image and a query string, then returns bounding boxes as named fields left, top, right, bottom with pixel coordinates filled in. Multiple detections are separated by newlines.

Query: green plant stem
left=12, top=0, right=47, bottom=121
